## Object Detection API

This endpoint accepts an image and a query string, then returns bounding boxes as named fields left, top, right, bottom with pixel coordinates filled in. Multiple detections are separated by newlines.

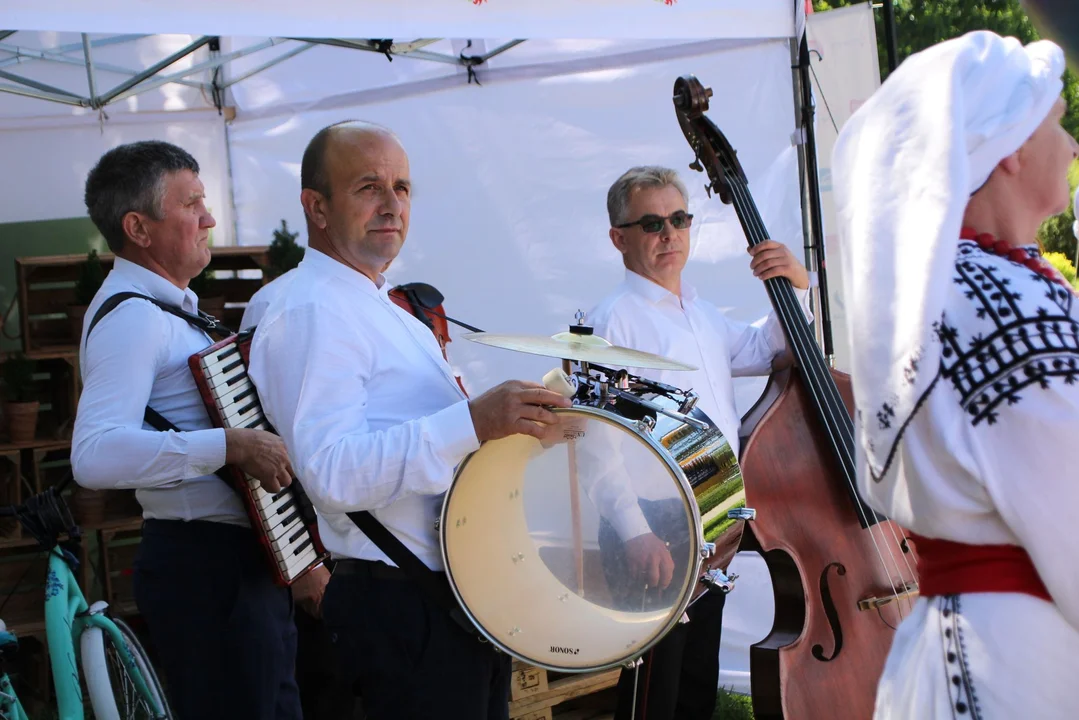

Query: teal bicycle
left=0, top=486, right=172, bottom=719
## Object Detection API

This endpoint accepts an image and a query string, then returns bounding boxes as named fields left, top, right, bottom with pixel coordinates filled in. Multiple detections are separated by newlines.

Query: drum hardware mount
left=728, top=507, right=757, bottom=521
left=701, top=569, right=739, bottom=594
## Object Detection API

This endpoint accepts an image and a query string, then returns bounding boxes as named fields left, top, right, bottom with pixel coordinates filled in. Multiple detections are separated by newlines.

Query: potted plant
left=1, top=353, right=38, bottom=443
left=263, top=219, right=305, bottom=283
left=69, top=249, right=106, bottom=341
left=189, top=267, right=226, bottom=320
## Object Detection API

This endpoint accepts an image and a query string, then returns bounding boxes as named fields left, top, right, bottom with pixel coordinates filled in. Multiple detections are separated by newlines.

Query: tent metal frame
left=0, top=32, right=525, bottom=110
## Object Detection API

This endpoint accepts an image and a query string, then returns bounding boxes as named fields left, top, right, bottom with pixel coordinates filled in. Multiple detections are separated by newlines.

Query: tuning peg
left=689, top=158, right=703, bottom=172
left=704, top=184, right=713, bottom=198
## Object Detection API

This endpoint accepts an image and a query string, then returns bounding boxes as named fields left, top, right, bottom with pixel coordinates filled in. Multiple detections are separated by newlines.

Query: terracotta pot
left=4, top=401, right=39, bottom=444
left=72, top=485, right=108, bottom=526
left=68, top=304, right=89, bottom=343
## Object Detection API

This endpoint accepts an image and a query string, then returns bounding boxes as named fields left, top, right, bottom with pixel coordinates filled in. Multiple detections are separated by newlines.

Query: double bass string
left=729, top=177, right=918, bottom=617
left=726, top=176, right=918, bottom=617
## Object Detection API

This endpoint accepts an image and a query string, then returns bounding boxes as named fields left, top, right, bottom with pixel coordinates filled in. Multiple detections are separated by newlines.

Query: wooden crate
left=509, top=661, right=620, bottom=720
left=15, top=245, right=270, bottom=356
left=100, top=525, right=142, bottom=612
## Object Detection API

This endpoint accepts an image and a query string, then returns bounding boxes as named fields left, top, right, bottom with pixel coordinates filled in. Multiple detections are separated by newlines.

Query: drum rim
left=439, top=404, right=705, bottom=674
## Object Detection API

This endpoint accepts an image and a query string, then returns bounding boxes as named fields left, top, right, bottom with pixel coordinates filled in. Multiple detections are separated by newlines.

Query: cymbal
left=461, top=331, right=698, bottom=371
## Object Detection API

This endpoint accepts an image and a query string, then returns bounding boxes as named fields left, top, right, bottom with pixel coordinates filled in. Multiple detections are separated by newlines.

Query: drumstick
left=568, top=436, right=584, bottom=597
left=558, top=359, right=585, bottom=597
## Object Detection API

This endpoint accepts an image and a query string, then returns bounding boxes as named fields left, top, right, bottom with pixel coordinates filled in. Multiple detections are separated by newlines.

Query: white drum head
left=442, top=407, right=701, bottom=672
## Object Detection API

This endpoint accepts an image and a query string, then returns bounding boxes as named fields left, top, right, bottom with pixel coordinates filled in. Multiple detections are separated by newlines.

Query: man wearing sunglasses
left=586, top=165, right=813, bottom=720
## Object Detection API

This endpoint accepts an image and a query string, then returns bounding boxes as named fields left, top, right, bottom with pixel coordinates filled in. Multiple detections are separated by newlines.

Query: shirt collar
left=299, top=247, right=389, bottom=298
left=623, top=268, right=697, bottom=306
left=112, top=256, right=199, bottom=314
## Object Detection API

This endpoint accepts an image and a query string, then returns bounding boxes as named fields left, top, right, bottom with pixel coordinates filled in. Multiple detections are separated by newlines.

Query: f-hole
left=811, top=562, right=846, bottom=662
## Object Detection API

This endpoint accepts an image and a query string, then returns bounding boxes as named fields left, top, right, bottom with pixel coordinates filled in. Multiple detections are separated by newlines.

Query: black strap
left=86, top=291, right=233, bottom=342
left=89, top=291, right=478, bottom=636
left=344, top=509, right=478, bottom=637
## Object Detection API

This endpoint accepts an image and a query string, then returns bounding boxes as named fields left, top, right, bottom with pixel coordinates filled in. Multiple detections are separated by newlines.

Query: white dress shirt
left=589, top=268, right=812, bottom=457
left=240, top=268, right=298, bottom=331
left=248, top=248, right=479, bottom=570
left=585, top=268, right=812, bottom=537
left=71, top=257, right=243, bottom=526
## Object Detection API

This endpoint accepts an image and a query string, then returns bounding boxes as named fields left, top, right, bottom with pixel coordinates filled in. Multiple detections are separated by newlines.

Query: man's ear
left=300, top=189, right=329, bottom=230
left=610, top=228, right=628, bottom=255
left=121, top=211, right=152, bottom=249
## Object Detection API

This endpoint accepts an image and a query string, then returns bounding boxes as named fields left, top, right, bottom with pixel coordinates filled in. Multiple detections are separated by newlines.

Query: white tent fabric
left=8, top=0, right=804, bottom=41
left=0, top=0, right=878, bottom=701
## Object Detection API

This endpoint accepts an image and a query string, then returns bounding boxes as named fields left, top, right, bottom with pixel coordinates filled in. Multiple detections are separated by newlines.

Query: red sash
left=909, top=533, right=1051, bottom=602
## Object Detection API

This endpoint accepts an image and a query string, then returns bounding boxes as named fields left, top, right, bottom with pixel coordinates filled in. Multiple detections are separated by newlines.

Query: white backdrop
left=0, top=110, right=233, bottom=234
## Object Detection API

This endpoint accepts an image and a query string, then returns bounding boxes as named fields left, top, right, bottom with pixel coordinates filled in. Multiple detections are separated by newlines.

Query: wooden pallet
left=510, top=661, right=620, bottom=720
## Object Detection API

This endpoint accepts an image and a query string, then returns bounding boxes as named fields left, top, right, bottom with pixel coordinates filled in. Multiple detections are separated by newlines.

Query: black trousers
left=294, top=597, right=363, bottom=720
left=321, top=559, right=511, bottom=720
left=133, top=519, right=302, bottom=720
left=599, top=500, right=727, bottom=720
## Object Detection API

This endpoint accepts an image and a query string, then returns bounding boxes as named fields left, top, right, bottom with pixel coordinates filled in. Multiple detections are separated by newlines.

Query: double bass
left=672, top=76, right=919, bottom=719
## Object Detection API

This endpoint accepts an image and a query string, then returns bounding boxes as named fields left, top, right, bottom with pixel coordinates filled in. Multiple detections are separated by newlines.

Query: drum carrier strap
left=86, top=290, right=480, bottom=638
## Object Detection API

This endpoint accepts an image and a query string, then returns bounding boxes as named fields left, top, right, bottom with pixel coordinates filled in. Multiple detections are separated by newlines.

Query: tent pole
left=793, top=32, right=834, bottom=364
left=96, top=35, right=213, bottom=106
left=81, top=34, right=99, bottom=107
left=882, top=0, right=899, bottom=73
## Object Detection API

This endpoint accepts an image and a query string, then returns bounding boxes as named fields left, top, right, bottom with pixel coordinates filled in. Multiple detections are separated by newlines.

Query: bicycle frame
left=42, top=545, right=164, bottom=719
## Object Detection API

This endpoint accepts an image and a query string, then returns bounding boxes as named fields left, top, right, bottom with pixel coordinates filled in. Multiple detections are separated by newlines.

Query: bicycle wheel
left=81, top=615, right=173, bottom=720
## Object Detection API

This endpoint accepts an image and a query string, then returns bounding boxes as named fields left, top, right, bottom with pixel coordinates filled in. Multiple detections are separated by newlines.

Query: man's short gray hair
left=606, top=166, right=689, bottom=227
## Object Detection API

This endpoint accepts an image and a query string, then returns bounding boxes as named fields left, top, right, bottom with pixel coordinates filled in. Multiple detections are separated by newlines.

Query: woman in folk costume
left=832, top=30, right=1079, bottom=718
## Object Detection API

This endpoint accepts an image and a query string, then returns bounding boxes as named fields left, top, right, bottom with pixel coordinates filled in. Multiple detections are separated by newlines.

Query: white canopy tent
left=0, top=0, right=882, bottom=699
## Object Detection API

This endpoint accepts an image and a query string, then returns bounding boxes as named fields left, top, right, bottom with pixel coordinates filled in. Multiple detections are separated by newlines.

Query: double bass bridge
left=857, top=582, right=920, bottom=612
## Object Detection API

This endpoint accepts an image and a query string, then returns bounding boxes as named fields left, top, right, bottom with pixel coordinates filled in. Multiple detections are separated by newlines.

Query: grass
left=715, top=687, right=755, bottom=720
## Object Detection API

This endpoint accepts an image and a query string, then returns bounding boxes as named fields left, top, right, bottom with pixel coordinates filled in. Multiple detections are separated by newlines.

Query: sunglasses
left=615, top=211, right=693, bottom=234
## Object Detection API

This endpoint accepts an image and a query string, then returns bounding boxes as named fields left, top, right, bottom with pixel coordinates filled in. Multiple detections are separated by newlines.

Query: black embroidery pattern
left=938, top=596, right=983, bottom=719
left=864, top=242, right=1078, bottom=482
left=938, top=243, right=1079, bottom=426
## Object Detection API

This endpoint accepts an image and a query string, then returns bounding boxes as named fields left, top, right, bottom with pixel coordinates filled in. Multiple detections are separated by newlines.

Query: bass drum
left=440, top=400, right=743, bottom=673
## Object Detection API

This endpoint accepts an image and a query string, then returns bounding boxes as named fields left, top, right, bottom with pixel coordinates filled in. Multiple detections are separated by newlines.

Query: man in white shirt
left=248, top=120, right=570, bottom=719
left=587, top=165, right=812, bottom=720
left=72, top=140, right=302, bottom=719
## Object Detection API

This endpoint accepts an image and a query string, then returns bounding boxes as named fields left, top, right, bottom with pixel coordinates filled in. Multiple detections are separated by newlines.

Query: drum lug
left=727, top=507, right=756, bottom=521
left=433, top=518, right=440, bottom=531
left=623, top=656, right=644, bottom=669
left=700, top=542, right=716, bottom=559
left=635, top=416, right=656, bottom=433
left=678, top=611, right=691, bottom=624
left=678, top=391, right=699, bottom=415
left=701, top=569, right=739, bottom=594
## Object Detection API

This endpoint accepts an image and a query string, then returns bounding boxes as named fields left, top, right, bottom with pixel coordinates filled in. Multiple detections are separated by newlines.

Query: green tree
left=813, top=0, right=1079, bottom=256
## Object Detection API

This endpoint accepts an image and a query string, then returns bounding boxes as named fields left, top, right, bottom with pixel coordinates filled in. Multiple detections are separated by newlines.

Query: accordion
left=189, top=331, right=328, bottom=586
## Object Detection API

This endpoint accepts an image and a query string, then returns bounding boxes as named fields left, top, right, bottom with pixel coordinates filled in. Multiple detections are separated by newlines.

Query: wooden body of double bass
left=737, top=365, right=917, bottom=720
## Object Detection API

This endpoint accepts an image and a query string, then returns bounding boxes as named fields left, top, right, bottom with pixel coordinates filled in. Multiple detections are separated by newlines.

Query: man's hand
left=624, top=532, right=675, bottom=589
left=749, top=239, right=809, bottom=289
left=468, top=380, right=572, bottom=442
left=291, top=563, right=331, bottom=618
left=224, top=428, right=294, bottom=493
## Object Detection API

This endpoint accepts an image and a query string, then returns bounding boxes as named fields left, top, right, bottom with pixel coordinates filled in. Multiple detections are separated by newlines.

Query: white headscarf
left=832, top=30, right=1065, bottom=482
